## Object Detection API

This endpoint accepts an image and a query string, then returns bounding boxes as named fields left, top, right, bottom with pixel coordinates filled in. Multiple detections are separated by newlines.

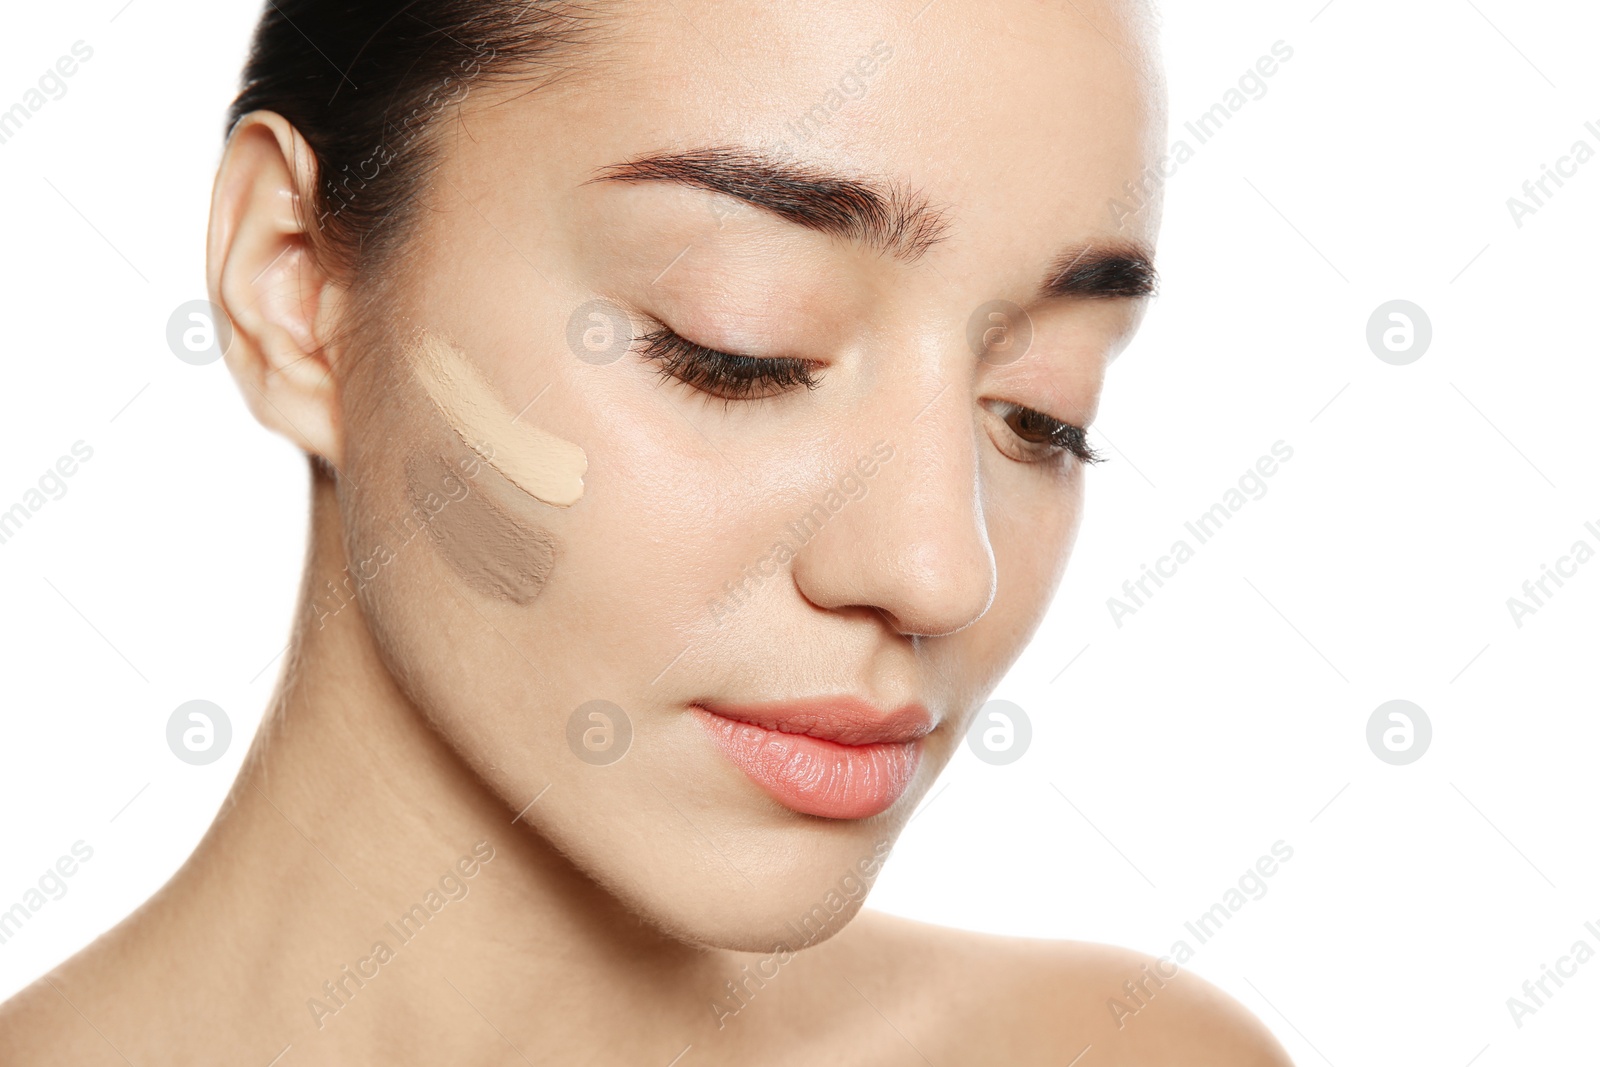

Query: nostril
left=874, top=543, right=997, bottom=638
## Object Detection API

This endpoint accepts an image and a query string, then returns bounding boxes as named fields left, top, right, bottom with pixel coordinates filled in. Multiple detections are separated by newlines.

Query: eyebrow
left=591, top=146, right=1159, bottom=299
left=591, top=146, right=949, bottom=262
left=1041, top=243, right=1159, bottom=300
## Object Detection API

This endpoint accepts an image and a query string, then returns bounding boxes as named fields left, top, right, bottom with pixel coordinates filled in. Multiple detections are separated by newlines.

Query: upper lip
left=693, top=696, right=934, bottom=747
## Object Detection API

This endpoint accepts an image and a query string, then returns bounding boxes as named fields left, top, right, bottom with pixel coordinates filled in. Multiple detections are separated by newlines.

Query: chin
left=608, top=852, right=883, bottom=955
left=520, top=779, right=904, bottom=954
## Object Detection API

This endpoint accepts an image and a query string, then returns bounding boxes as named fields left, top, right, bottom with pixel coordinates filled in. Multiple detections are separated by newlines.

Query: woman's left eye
left=635, top=327, right=822, bottom=401
left=989, top=400, right=1104, bottom=465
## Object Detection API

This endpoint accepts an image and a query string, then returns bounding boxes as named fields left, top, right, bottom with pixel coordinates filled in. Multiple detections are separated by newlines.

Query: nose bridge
left=790, top=380, right=997, bottom=638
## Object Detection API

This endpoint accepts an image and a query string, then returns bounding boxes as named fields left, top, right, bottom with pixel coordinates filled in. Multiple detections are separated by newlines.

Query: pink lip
left=691, top=697, right=932, bottom=820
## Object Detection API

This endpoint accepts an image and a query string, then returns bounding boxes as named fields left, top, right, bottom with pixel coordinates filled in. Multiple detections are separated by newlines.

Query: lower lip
left=691, top=708, right=923, bottom=820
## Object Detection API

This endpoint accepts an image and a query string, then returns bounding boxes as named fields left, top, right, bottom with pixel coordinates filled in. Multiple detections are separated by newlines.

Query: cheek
left=986, top=461, right=1086, bottom=628
left=542, top=394, right=887, bottom=685
left=404, top=452, right=559, bottom=605
left=331, top=345, right=567, bottom=726
left=549, top=419, right=780, bottom=663
left=921, top=467, right=1085, bottom=719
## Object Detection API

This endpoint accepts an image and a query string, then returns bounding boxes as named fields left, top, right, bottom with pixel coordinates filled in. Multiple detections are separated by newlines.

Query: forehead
left=454, top=0, right=1163, bottom=250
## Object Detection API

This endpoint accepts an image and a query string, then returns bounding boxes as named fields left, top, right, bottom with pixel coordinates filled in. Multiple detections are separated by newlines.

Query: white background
left=1, top=1, right=1596, bottom=1063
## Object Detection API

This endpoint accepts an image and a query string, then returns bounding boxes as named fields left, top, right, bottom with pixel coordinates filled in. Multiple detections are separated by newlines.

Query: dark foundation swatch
left=405, top=451, right=558, bottom=605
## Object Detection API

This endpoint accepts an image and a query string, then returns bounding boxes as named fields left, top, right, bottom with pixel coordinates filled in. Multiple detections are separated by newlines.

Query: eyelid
left=634, top=322, right=1099, bottom=465
left=633, top=323, right=823, bottom=400
left=983, top=399, right=1104, bottom=466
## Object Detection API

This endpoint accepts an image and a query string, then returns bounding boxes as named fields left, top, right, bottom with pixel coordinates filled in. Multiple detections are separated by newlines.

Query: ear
left=207, top=111, right=348, bottom=468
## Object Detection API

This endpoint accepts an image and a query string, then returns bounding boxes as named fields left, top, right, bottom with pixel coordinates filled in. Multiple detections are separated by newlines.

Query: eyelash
left=635, top=327, right=821, bottom=400
left=635, top=325, right=1103, bottom=465
left=995, top=402, right=1105, bottom=466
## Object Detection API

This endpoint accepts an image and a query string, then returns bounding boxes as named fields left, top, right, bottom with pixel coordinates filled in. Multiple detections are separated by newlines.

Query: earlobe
left=206, top=111, right=348, bottom=469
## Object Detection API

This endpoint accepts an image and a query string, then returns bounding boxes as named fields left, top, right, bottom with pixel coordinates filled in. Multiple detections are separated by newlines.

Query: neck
left=99, top=470, right=735, bottom=1061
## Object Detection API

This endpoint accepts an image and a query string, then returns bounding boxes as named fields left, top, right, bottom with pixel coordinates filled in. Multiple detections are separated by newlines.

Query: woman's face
left=333, top=0, right=1161, bottom=950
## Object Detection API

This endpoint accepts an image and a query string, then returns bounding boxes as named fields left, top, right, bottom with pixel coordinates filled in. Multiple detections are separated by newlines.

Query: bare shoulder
left=0, top=905, right=164, bottom=1067
left=0, top=973, right=127, bottom=1066
left=819, top=910, right=1294, bottom=1066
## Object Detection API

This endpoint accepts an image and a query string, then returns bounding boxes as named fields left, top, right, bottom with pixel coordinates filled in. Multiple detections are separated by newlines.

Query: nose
left=789, top=381, right=997, bottom=639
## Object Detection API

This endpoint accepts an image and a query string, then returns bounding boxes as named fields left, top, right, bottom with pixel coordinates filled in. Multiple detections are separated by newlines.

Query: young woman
left=1, top=1, right=1291, bottom=1062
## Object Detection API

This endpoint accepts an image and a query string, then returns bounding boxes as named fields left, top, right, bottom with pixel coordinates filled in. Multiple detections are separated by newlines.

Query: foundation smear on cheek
left=406, top=329, right=587, bottom=507
left=406, top=453, right=557, bottom=605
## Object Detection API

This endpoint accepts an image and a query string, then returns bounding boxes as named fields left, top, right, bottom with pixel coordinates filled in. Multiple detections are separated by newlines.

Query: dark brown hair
left=226, top=2, right=600, bottom=283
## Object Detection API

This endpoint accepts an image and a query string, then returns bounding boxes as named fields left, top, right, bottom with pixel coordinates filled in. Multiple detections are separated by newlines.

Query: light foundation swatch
left=407, top=330, right=587, bottom=508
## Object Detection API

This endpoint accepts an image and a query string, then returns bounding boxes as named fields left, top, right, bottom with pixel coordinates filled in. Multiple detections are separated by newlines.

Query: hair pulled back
left=227, top=2, right=598, bottom=281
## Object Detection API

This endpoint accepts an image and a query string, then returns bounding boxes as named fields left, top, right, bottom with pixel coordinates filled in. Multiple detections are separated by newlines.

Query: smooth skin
left=1, top=0, right=1293, bottom=1062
